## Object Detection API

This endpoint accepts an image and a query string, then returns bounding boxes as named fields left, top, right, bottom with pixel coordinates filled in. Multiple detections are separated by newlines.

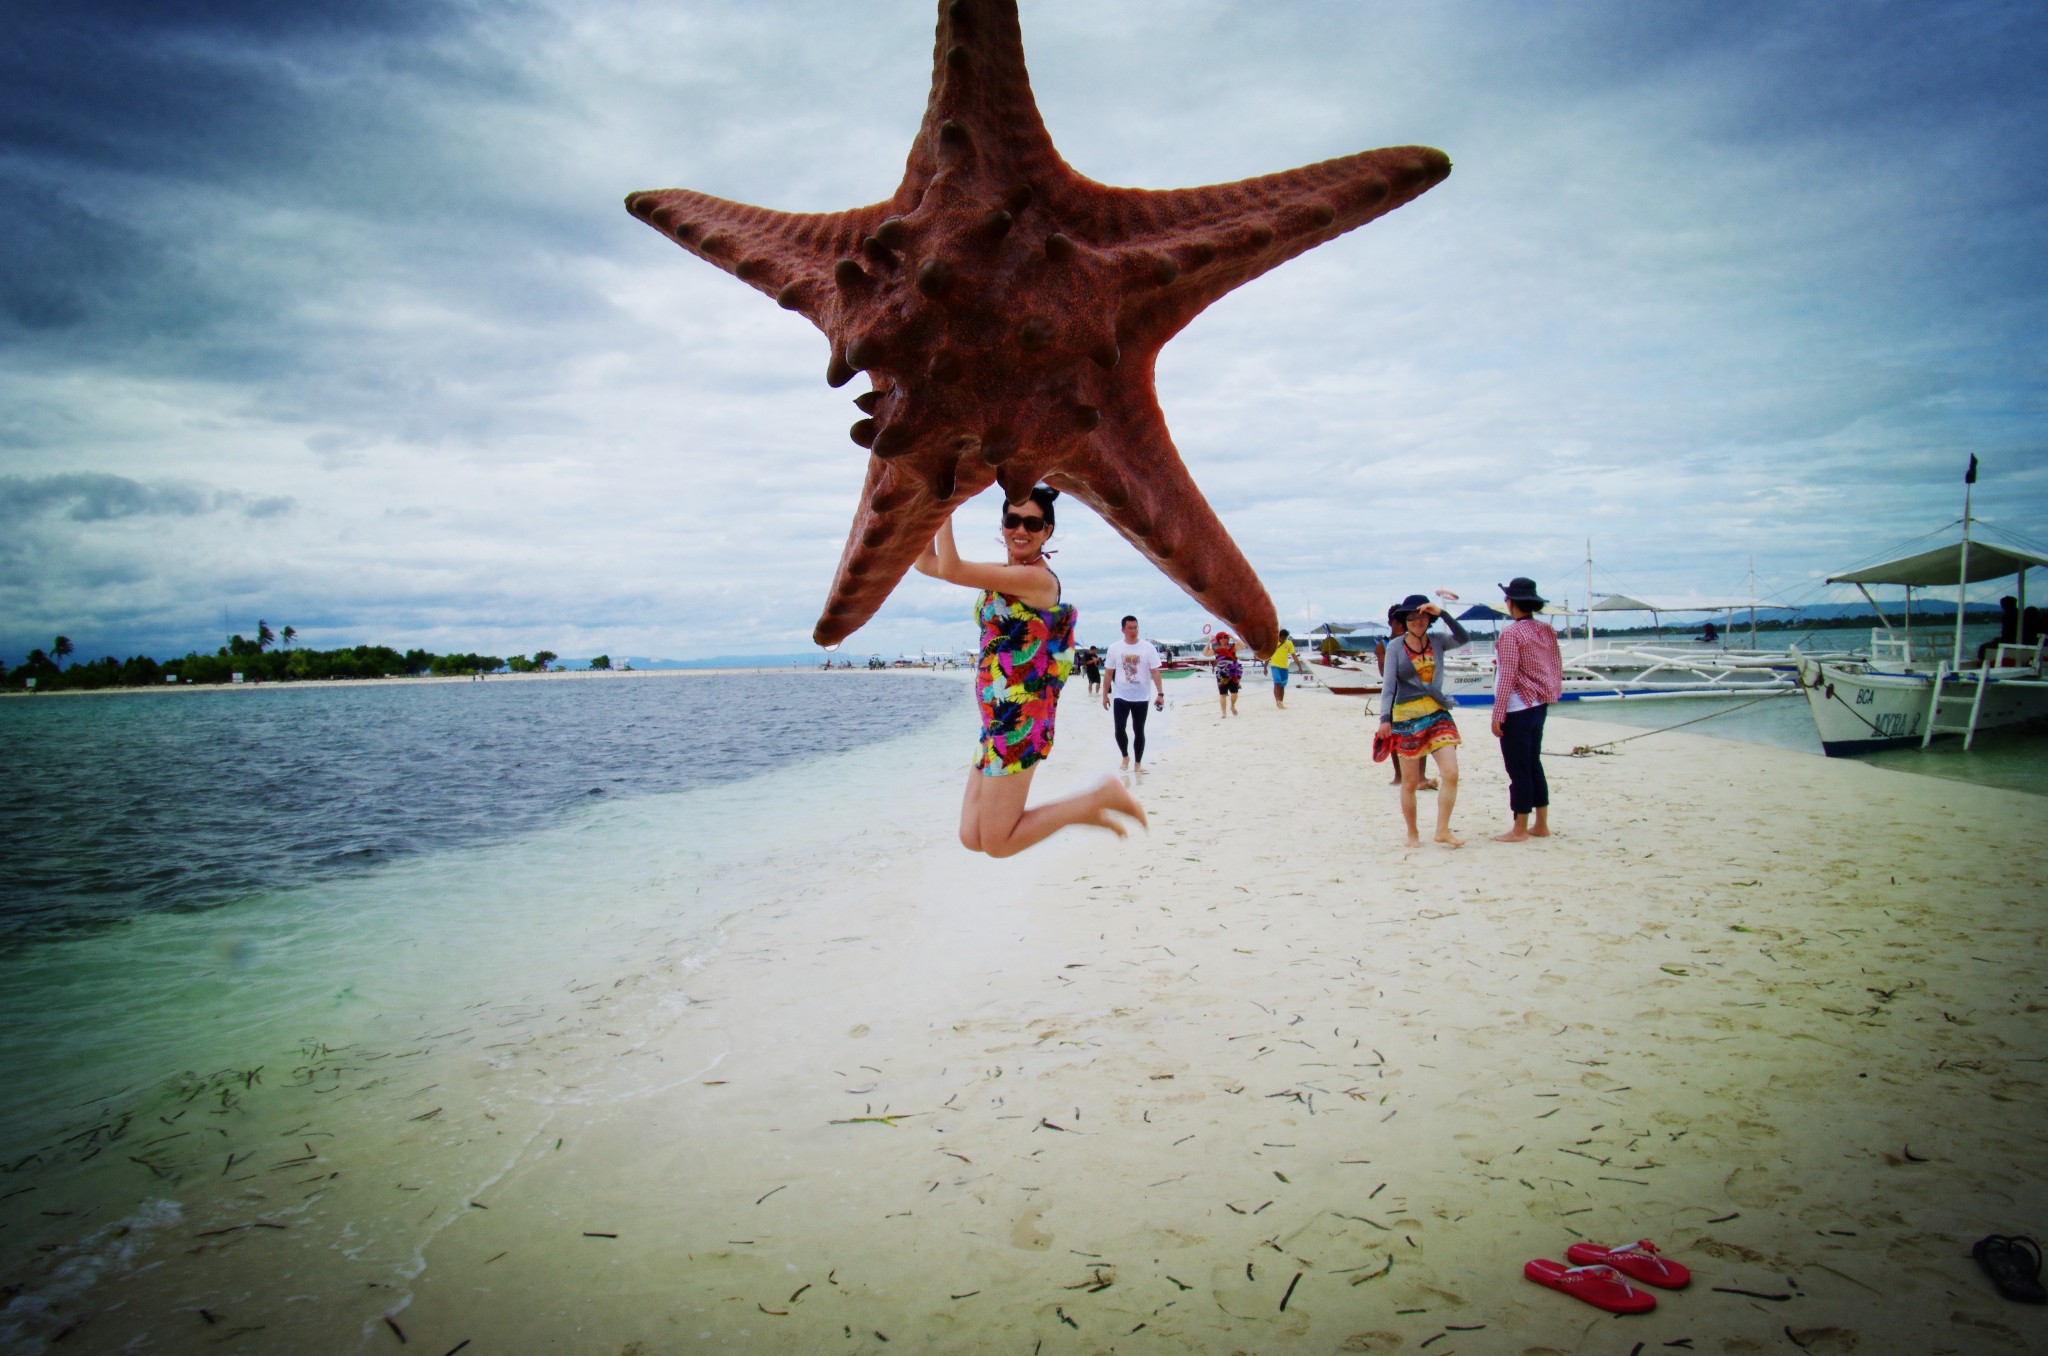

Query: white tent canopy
left=1826, top=541, right=2048, bottom=587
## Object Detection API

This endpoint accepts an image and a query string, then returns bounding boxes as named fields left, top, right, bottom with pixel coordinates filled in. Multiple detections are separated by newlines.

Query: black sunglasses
left=1001, top=512, right=1049, bottom=532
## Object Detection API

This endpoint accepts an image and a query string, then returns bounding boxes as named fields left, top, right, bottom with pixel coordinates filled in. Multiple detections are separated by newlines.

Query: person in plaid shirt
left=1490, top=577, right=1564, bottom=842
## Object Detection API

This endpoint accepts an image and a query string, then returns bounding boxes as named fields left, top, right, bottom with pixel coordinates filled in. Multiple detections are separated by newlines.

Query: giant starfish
left=626, top=0, right=1448, bottom=653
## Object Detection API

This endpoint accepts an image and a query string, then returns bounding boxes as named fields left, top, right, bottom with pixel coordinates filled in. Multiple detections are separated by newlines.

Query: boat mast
left=1748, top=555, right=1758, bottom=649
left=1953, top=457, right=1976, bottom=668
left=1585, top=539, right=1594, bottom=650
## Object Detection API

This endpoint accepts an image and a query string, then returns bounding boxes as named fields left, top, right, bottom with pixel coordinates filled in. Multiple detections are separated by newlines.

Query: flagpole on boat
left=1953, top=455, right=1977, bottom=669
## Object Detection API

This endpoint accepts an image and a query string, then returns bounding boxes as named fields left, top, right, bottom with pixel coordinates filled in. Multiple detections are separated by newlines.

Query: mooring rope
left=1568, top=687, right=1803, bottom=757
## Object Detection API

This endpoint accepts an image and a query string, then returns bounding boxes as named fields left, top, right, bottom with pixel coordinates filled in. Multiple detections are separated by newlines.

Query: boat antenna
left=1953, top=456, right=1976, bottom=668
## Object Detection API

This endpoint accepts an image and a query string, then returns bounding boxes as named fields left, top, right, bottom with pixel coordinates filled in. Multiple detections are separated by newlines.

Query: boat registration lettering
left=1854, top=687, right=1875, bottom=706
left=1873, top=712, right=1917, bottom=738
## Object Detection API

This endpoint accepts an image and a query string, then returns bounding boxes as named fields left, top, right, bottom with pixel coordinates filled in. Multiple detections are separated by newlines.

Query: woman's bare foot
left=1404, top=833, right=1423, bottom=848
left=1419, top=778, right=1439, bottom=792
left=1492, top=828, right=1531, bottom=843
left=1528, top=826, right=1551, bottom=837
left=1094, top=776, right=1148, bottom=833
left=1435, top=832, right=1464, bottom=849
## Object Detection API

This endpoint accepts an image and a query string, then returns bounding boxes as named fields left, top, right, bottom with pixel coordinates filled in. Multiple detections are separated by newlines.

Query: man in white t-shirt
left=1101, top=614, right=1165, bottom=774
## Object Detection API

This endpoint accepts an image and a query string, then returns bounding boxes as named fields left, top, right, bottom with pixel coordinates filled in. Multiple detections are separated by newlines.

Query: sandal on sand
left=1523, top=1259, right=1656, bottom=1314
left=1972, top=1234, right=2047, bottom=1304
left=1564, top=1239, right=1691, bottom=1289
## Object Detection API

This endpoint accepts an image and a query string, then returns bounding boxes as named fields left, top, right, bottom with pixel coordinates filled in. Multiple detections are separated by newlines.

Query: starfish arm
left=900, top=0, right=1068, bottom=200
left=812, top=457, right=997, bottom=647
left=1045, top=378, right=1280, bottom=655
left=1047, top=146, right=1451, bottom=348
left=625, top=189, right=896, bottom=328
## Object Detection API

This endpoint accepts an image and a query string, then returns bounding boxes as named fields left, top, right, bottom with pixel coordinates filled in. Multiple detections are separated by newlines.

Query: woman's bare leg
left=1431, top=746, right=1462, bottom=847
left=1398, top=755, right=1424, bottom=846
left=961, top=767, right=1147, bottom=859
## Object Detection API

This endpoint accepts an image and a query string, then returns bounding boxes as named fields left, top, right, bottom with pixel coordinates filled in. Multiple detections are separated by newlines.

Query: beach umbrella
left=1456, top=603, right=1506, bottom=637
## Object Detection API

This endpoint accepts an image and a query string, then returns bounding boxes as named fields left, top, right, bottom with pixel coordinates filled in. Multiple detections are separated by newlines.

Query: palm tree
left=257, top=620, right=275, bottom=651
left=52, top=635, right=73, bottom=668
left=281, top=625, right=296, bottom=648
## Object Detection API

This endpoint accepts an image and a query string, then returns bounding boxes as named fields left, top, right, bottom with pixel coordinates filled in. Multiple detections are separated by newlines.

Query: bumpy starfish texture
left=627, top=0, right=1448, bottom=652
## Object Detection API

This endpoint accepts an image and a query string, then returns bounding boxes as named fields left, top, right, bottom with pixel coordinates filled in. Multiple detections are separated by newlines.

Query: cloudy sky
left=4, top=0, right=2043, bottom=662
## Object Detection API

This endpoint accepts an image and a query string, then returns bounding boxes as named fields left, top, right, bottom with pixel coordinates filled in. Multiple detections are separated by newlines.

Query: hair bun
left=1037, top=485, right=1060, bottom=501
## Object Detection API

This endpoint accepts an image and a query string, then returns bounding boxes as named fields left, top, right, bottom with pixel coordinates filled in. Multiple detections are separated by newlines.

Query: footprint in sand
left=1724, top=1163, right=1801, bottom=1208
left=1207, top=1260, right=1311, bottom=1331
left=1945, top=1311, right=2029, bottom=1350
left=1010, top=1204, right=1052, bottom=1251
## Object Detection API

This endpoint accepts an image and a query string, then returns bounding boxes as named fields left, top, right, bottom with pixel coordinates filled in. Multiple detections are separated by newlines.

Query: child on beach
left=1376, top=593, right=1469, bottom=847
left=913, top=487, right=1146, bottom=857
left=1267, top=628, right=1294, bottom=707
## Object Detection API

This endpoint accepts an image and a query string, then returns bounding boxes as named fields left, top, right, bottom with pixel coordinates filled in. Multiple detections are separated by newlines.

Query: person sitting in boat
left=1977, top=596, right=2020, bottom=666
left=1698, top=621, right=1719, bottom=644
left=913, top=486, right=1146, bottom=857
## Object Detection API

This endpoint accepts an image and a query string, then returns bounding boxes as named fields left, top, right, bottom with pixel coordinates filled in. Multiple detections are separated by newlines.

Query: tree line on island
left=3, top=621, right=614, bottom=692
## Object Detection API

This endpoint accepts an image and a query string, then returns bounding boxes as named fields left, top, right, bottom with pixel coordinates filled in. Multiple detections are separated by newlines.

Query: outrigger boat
left=1792, top=463, right=2048, bottom=755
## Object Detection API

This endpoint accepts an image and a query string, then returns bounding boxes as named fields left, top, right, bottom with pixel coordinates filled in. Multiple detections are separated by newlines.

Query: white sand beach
left=13, top=681, right=2046, bottom=1354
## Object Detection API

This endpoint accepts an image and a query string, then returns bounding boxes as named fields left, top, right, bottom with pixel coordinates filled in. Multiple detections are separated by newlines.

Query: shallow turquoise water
left=1551, top=688, right=2048, bottom=796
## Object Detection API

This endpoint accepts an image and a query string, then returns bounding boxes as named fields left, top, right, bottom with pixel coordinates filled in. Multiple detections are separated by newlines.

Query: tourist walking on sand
left=1080, top=645, right=1103, bottom=695
left=1267, top=628, right=1295, bottom=707
left=1102, top=615, right=1165, bottom=775
left=913, top=487, right=1145, bottom=857
left=1376, top=594, right=1470, bottom=847
left=1210, top=630, right=1243, bottom=717
left=1490, top=577, right=1564, bottom=843
left=1375, top=606, right=1432, bottom=790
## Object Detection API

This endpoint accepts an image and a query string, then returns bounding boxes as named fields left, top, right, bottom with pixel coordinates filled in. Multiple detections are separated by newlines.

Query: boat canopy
left=1826, top=541, right=2048, bottom=587
left=1590, top=594, right=1764, bottom=613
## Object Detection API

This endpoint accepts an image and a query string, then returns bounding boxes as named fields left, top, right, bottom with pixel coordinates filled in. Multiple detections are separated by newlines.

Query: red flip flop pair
left=1525, top=1240, right=1691, bottom=1314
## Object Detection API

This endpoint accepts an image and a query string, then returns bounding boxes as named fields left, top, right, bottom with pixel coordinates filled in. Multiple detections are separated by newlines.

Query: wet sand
left=8, top=682, right=2045, bottom=1353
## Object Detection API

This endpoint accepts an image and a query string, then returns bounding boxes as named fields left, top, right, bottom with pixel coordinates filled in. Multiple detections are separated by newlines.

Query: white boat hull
left=1794, top=653, right=2048, bottom=755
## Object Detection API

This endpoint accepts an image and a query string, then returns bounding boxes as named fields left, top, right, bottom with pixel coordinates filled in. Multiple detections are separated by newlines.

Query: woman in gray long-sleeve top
left=1375, top=593, right=1470, bottom=847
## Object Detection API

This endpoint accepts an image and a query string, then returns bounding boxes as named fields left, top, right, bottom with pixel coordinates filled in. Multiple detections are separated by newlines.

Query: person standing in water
left=914, top=487, right=1145, bottom=857
left=1267, top=628, right=1295, bottom=707
left=1376, top=593, right=1469, bottom=847
left=1102, top=614, right=1165, bottom=774
left=1490, top=577, right=1564, bottom=842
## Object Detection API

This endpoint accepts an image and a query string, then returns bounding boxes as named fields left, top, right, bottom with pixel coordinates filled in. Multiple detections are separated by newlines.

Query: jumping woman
left=914, top=487, right=1147, bottom=857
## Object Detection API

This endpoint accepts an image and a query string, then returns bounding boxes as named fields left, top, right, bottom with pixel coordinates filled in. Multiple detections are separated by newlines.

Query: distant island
left=3, top=622, right=587, bottom=693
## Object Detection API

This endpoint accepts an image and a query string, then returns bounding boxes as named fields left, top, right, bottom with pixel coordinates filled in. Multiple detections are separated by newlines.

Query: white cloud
left=2, top=0, right=2042, bottom=661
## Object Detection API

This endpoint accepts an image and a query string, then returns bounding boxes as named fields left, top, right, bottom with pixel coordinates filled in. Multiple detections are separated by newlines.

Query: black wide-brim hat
left=1390, top=592, right=1432, bottom=622
left=1499, top=577, right=1546, bottom=608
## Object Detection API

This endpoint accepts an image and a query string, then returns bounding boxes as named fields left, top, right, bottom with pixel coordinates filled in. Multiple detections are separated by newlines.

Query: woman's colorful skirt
left=1390, top=701, right=1461, bottom=760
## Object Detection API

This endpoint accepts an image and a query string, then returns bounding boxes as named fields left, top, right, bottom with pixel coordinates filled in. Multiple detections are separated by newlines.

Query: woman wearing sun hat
left=1490, top=577, right=1564, bottom=842
left=1375, top=593, right=1470, bottom=847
